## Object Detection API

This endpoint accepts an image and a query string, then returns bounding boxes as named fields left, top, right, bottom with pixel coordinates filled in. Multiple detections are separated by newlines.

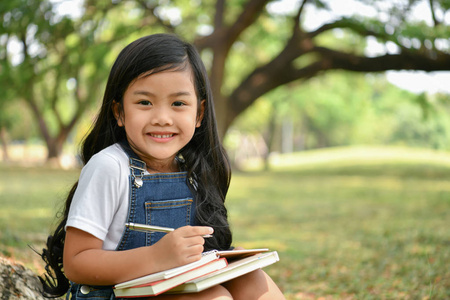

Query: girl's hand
left=63, top=226, right=213, bottom=285
left=150, top=225, right=214, bottom=270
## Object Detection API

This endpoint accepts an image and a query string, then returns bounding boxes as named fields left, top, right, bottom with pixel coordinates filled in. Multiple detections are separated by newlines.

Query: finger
left=184, top=252, right=203, bottom=264
left=187, top=243, right=204, bottom=253
left=190, top=226, right=214, bottom=237
left=185, top=235, right=206, bottom=246
left=177, top=226, right=214, bottom=238
left=185, top=244, right=204, bottom=259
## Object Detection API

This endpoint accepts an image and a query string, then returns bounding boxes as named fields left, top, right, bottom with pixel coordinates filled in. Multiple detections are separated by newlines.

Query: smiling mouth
left=149, top=133, right=175, bottom=138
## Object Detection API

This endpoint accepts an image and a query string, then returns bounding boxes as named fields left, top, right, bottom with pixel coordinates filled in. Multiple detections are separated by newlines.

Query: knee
left=208, top=285, right=234, bottom=299
left=153, top=285, right=232, bottom=300
left=195, top=284, right=233, bottom=300
left=223, top=269, right=285, bottom=300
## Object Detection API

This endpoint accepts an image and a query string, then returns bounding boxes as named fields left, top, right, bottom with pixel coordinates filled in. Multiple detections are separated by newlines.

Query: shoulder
left=82, top=144, right=129, bottom=176
left=67, top=144, right=131, bottom=242
left=76, top=144, right=130, bottom=191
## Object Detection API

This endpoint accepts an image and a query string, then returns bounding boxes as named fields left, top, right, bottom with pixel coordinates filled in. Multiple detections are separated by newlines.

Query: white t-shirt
left=66, top=144, right=147, bottom=250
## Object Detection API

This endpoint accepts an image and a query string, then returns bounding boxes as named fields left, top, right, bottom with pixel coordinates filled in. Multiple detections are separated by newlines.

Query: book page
left=217, top=248, right=269, bottom=259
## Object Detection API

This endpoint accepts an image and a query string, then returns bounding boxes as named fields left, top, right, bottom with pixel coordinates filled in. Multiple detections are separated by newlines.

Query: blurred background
left=1, top=0, right=449, bottom=299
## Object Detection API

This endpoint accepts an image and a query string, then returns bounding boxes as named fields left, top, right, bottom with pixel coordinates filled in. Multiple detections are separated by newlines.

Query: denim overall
left=66, top=144, right=196, bottom=299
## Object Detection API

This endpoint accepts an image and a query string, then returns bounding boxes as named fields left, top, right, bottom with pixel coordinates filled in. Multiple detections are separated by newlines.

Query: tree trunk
left=281, top=118, right=294, bottom=154
left=0, top=127, right=9, bottom=162
left=0, top=257, right=47, bottom=300
left=46, top=139, right=63, bottom=162
left=46, top=125, right=74, bottom=164
left=263, top=111, right=277, bottom=171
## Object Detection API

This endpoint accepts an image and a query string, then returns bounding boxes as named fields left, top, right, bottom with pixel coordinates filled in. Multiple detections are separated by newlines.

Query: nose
left=151, top=106, right=173, bottom=126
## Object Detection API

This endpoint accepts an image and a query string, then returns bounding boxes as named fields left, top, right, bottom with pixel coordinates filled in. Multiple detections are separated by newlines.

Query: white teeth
left=151, top=134, right=173, bottom=138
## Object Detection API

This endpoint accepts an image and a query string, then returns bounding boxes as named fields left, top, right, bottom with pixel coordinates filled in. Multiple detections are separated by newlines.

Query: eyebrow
left=133, top=90, right=193, bottom=97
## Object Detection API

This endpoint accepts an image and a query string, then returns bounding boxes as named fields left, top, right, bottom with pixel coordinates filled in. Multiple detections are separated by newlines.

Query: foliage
left=1, top=0, right=450, bottom=160
left=0, top=0, right=164, bottom=159
left=1, top=146, right=449, bottom=299
left=226, top=71, right=450, bottom=158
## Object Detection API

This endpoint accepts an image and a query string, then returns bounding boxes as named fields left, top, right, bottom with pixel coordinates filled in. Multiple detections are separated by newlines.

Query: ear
left=112, top=101, right=124, bottom=127
left=196, top=100, right=206, bottom=128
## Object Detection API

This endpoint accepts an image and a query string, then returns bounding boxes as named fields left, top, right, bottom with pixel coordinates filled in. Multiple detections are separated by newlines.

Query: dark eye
left=138, top=100, right=152, bottom=106
left=172, top=101, right=185, bottom=107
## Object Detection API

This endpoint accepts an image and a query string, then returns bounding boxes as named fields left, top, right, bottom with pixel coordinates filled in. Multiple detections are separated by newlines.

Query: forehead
left=137, top=61, right=193, bottom=83
left=126, top=68, right=196, bottom=94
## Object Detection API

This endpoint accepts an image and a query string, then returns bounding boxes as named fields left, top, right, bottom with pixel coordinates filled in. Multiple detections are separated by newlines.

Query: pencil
left=125, top=222, right=213, bottom=238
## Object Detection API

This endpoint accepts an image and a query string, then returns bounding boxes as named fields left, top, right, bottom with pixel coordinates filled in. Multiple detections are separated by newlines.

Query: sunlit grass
left=228, top=147, right=450, bottom=299
left=242, top=145, right=450, bottom=173
left=1, top=146, right=449, bottom=299
left=0, top=166, right=79, bottom=269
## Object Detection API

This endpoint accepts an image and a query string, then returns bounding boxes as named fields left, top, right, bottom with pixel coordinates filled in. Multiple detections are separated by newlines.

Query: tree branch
left=135, top=0, right=176, bottom=32
left=294, top=0, right=309, bottom=32
left=227, top=44, right=450, bottom=127
left=227, top=0, right=268, bottom=44
left=51, top=57, right=66, bottom=129
left=214, top=0, right=225, bottom=29
left=309, top=18, right=384, bottom=39
left=313, top=46, right=450, bottom=72
left=195, top=0, right=269, bottom=50
left=428, top=0, right=441, bottom=26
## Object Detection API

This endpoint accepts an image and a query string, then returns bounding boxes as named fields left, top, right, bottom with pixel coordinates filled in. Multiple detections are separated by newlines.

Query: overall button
left=80, top=285, right=91, bottom=294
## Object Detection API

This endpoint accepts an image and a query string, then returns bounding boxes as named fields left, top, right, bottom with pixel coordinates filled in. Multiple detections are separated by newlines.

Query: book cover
left=113, top=258, right=228, bottom=297
left=114, top=250, right=219, bottom=290
left=217, top=248, right=269, bottom=259
left=167, top=251, right=280, bottom=294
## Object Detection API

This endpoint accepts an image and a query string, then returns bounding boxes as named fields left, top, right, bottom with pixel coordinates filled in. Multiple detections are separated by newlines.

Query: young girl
left=40, top=33, right=285, bottom=299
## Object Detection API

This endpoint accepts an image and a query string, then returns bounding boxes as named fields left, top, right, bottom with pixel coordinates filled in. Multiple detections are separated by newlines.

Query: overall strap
left=118, top=139, right=198, bottom=190
left=119, top=140, right=146, bottom=188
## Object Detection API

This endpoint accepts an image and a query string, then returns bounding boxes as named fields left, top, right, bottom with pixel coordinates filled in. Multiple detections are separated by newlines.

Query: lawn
left=1, top=146, right=449, bottom=299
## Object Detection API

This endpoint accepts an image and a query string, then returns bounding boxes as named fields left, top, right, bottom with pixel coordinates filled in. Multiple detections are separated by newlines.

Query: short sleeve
left=66, top=150, right=126, bottom=242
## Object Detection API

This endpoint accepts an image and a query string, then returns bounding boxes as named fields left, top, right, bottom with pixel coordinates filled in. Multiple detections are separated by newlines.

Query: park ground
left=0, top=145, right=449, bottom=299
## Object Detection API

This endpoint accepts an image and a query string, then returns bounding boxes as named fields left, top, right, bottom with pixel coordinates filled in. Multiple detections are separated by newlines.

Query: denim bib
left=67, top=143, right=196, bottom=299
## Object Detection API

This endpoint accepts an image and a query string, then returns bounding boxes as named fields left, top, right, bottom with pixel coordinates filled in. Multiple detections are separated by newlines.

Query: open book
left=167, top=251, right=280, bottom=294
left=113, top=252, right=227, bottom=297
left=113, top=248, right=277, bottom=297
left=215, top=248, right=269, bottom=259
left=114, top=250, right=221, bottom=290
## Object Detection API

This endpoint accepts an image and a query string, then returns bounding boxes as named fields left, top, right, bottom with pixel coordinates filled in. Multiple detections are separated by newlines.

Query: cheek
left=125, top=114, right=145, bottom=129
left=180, top=116, right=199, bottom=136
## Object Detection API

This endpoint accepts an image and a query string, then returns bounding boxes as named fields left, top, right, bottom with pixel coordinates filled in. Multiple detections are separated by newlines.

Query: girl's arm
left=63, top=225, right=214, bottom=285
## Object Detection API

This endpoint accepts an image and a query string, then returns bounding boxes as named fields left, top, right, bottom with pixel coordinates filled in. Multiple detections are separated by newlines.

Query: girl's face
left=114, top=68, right=204, bottom=172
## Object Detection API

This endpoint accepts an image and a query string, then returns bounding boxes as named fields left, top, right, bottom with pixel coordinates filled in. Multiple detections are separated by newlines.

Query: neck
left=146, top=158, right=179, bottom=174
left=121, top=139, right=181, bottom=173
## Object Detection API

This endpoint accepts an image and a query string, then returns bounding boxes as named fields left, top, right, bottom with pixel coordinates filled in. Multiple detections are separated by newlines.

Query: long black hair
left=39, top=33, right=232, bottom=298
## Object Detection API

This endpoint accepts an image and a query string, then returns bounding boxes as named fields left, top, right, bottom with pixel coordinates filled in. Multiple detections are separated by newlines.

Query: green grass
left=0, top=166, right=80, bottom=270
left=1, top=146, right=449, bottom=299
